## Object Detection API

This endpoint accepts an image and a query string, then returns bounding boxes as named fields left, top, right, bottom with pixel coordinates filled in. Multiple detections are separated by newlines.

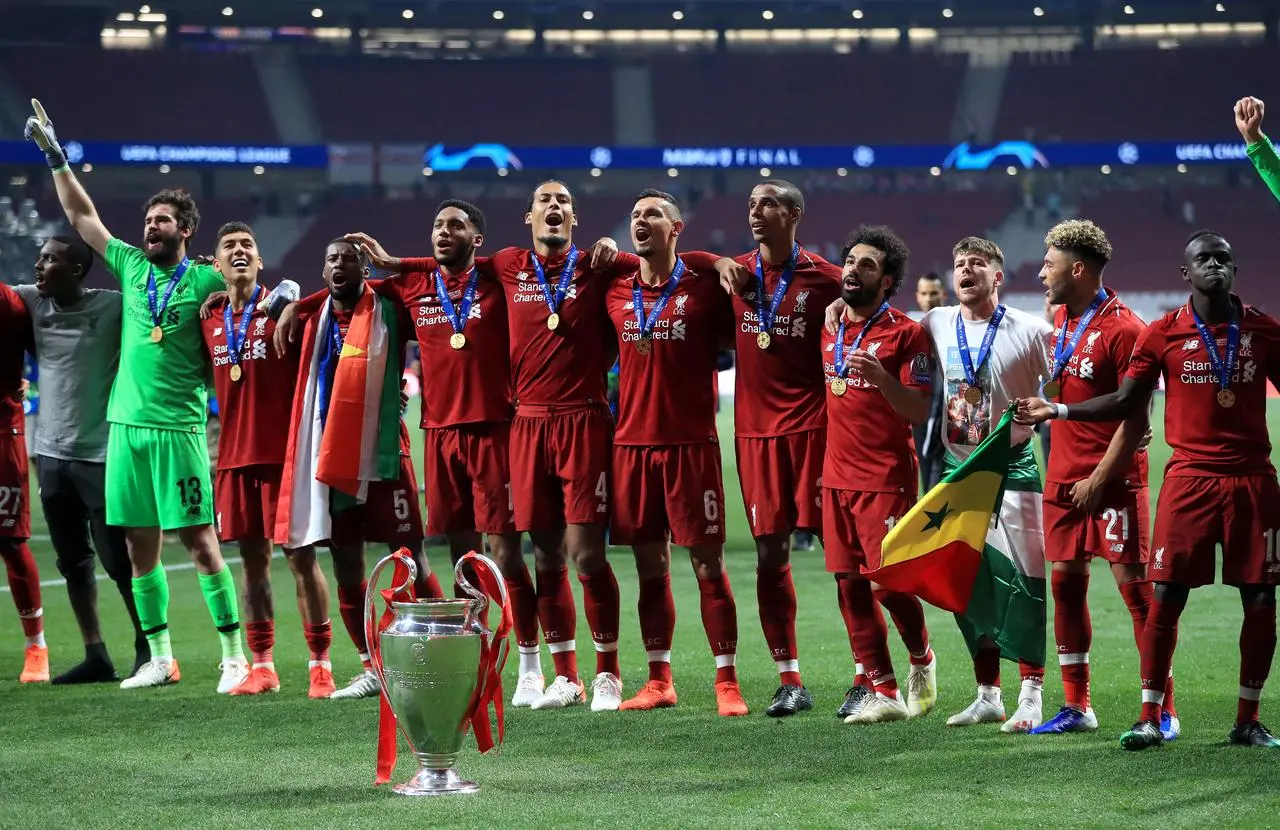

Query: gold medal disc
left=636, top=338, right=652, bottom=355
left=756, top=331, right=771, bottom=350
left=1042, top=380, right=1061, bottom=399
left=150, top=326, right=164, bottom=343
left=450, top=332, right=466, bottom=350
left=230, top=364, right=242, bottom=382
left=963, top=385, right=983, bottom=405
left=1218, top=388, right=1236, bottom=408
left=547, top=312, right=561, bottom=331
left=830, top=378, right=848, bottom=397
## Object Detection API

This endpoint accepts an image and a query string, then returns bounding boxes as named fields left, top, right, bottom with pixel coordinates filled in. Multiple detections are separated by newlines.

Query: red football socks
left=840, top=576, right=897, bottom=696
left=2, top=543, right=42, bottom=638
left=303, top=620, right=332, bottom=664
left=1238, top=602, right=1276, bottom=724
left=245, top=619, right=275, bottom=666
left=1052, top=569, right=1092, bottom=710
left=697, top=572, right=739, bottom=684
left=537, top=567, right=579, bottom=682
left=875, top=587, right=931, bottom=663
left=579, top=566, right=621, bottom=677
left=335, top=580, right=370, bottom=666
left=1139, top=594, right=1185, bottom=723
left=638, top=573, right=676, bottom=683
left=757, top=564, right=801, bottom=685
left=504, top=566, right=540, bottom=651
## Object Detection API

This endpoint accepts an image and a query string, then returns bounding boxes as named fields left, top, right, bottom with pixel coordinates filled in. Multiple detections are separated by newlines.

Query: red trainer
left=228, top=666, right=281, bottom=696
left=19, top=645, right=49, bottom=683
left=308, top=664, right=337, bottom=699
left=619, top=680, right=678, bottom=711
left=715, top=681, right=749, bottom=717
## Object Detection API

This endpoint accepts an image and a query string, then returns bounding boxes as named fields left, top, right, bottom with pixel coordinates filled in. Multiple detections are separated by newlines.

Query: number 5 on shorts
left=393, top=489, right=410, bottom=521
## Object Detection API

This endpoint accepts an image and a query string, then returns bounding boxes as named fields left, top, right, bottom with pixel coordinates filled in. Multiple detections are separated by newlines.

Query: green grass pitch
left=2, top=398, right=1278, bottom=828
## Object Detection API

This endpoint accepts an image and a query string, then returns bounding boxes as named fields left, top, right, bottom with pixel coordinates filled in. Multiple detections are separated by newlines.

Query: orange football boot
left=19, top=645, right=49, bottom=683
left=308, top=664, right=337, bottom=699
left=715, top=681, right=749, bottom=716
left=619, top=679, right=678, bottom=710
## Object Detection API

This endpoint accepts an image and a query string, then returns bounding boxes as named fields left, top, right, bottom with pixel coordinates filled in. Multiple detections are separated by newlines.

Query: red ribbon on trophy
left=457, top=551, right=513, bottom=753
left=369, top=549, right=416, bottom=786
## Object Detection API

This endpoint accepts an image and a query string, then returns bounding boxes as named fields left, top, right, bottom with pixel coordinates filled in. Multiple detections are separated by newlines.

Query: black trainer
left=766, top=685, right=813, bottom=717
left=52, top=657, right=119, bottom=685
left=1228, top=720, right=1280, bottom=748
left=836, top=685, right=872, bottom=719
left=1120, top=720, right=1164, bottom=751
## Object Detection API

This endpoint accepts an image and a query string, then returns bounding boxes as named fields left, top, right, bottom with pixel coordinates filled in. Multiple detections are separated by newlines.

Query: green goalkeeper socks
left=132, top=566, right=173, bottom=661
left=198, top=568, right=246, bottom=663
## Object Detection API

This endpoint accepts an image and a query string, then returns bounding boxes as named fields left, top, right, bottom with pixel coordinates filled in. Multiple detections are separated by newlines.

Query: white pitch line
left=0, top=556, right=244, bottom=592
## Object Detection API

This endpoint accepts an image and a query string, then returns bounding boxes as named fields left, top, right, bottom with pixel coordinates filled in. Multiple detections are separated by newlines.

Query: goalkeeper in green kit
left=25, top=100, right=250, bottom=692
left=1236, top=96, right=1280, bottom=199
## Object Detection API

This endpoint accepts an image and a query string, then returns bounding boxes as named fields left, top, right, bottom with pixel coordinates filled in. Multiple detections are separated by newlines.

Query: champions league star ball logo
left=64, top=141, right=84, bottom=164
left=590, top=147, right=613, bottom=169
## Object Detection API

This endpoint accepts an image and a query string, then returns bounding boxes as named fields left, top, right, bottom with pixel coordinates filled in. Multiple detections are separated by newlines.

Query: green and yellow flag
left=869, top=405, right=1046, bottom=664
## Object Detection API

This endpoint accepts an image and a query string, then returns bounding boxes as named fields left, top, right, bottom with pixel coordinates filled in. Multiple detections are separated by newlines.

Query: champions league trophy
left=365, top=549, right=511, bottom=796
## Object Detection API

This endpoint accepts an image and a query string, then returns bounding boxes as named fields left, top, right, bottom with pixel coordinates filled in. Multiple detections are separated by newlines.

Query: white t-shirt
left=921, top=303, right=1052, bottom=459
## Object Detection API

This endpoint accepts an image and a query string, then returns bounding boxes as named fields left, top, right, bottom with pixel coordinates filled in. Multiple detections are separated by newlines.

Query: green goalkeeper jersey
left=103, top=237, right=225, bottom=430
left=1246, top=133, right=1280, bottom=204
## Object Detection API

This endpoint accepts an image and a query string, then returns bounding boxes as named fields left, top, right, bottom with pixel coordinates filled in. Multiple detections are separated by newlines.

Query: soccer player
left=1018, top=230, right=1280, bottom=751
left=200, top=222, right=335, bottom=698
left=0, top=281, right=47, bottom=683
left=275, top=238, right=435, bottom=700
left=18, top=236, right=148, bottom=683
left=1022, top=220, right=1177, bottom=737
left=605, top=189, right=747, bottom=716
left=822, top=226, right=936, bottom=725
left=26, top=101, right=248, bottom=692
left=914, top=273, right=948, bottom=493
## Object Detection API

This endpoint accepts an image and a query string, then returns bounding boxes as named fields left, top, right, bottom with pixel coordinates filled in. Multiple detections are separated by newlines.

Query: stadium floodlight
left=253, top=165, right=265, bottom=175
left=667, top=168, right=679, bottom=177
left=493, top=9, right=505, bottom=20
left=1177, top=163, right=1188, bottom=173
left=942, top=8, right=953, bottom=18
left=590, top=167, right=602, bottom=177
left=221, top=6, right=232, bottom=16
left=159, top=164, right=170, bottom=174
left=582, top=9, right=594, bottom=20
left=311, top=7, right=323, bottom=19
left=672, top=10, right=684, bottom=20
left=760, top=167, right=771, bottom=177
left=852, top=9, right=863, bottom=19
left=1123, top=4, right=1134, bottom=14
left=930, top=166, right=941, bottom=176
left=403, top=9, right=414, bottom=20
left=1033, top=6, right=1044, bottom=15
left=1100, top=164, right=1112, bottom=174
left=762, top=9, right=774, bottom=20
left=836, top=167, right=848, bottom=176
left=139, top=4, right=150, bottom=12
left=1216, top=2, right=1225, bottom=9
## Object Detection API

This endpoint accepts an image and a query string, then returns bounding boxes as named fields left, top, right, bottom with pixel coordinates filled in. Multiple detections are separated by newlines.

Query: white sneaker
left=510, top=672, right=545, bottom=707
left=530, top=675, right=586, bottom=710
left=329, top=669, right=381, bottom=700
left=216, top=658, right=250, bottom=694
left=119, top=659, right=180, bottom=690
left=1001, top=687, right=1043, bottom=733
left=844, top=691, right=910, bottom=724
left=906, top=657, right=938, bottom=718
left=590, top=672, right=623, bottom=712
left=947, top=691, right=1006, bottom=726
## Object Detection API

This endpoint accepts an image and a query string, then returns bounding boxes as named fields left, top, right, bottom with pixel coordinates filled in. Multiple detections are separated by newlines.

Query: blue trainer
left=1028, top=706, right=1098, bottom=734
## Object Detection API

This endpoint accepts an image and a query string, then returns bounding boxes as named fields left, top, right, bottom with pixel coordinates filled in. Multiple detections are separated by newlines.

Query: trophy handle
left=455, top=552, right=508, bottom=642
left=364, top=550, right=418, bottom=702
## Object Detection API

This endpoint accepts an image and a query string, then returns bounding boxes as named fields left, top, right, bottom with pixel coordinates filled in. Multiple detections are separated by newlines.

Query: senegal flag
left=870, top=405, right=1046, bottom=665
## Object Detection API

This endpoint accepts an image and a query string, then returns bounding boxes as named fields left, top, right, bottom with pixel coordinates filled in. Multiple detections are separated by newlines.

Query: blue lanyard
left=1191, top=303, right=1240, bottom=391
left=1050, top=288, right=1107, bottom=380
left=223, top=285, right=263, bottom=366
left=435, top=266, right=480, bottom=335
left=956, top=305, right=1006, bottom=386
left=754, top=243, right=799, bottom=334
left=530, top=245, right=580, bottom=315
left=834, top=301, right=889, bottom=379
left=147, top=258, right=190, bottom=328
left=633, top=258, right=686, bottom=338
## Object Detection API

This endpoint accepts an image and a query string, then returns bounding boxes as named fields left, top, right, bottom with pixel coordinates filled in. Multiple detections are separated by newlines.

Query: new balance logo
left=705, top=525, right=720, bottom=535
left=1182, top=339, right=1199, bottom=351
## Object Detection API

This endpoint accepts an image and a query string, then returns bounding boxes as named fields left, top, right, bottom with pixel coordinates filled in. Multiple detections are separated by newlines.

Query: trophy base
left=392, top=768, right=480, bottom=796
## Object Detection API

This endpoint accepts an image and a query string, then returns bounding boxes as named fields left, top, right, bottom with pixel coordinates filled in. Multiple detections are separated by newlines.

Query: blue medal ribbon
left=1191, top=302, right=1240, bottom=393
left=147, top=257, right=190, bottom=329
left=956, top=304, right=1006, bottom=389
left=633, top=258, right=686, bottom=340
left=223, top=285, right=263, bottom=367
left=530, top=245, right=580, bottom=316
left=1050, top=288, right=1108, bottom=381
left=436, top=266, right=480, bottom=336
left=754, top=243, right=799, bottom=335
left=834, top=301, right=890, bottom=379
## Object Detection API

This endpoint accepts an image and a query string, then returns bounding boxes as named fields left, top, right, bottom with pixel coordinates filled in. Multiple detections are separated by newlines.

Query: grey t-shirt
left=14, top=285, right=121, bottom=463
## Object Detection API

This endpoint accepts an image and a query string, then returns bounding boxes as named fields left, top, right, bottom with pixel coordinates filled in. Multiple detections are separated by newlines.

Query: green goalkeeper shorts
left=106, top=423, right=214, bottom=530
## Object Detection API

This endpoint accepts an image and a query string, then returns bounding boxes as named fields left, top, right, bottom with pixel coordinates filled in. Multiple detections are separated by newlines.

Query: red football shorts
left=610, top=443, right=726, bottom=548
left=822, top=487, right=914, bottom=574
left=510, top=404, right=612, bottom=531
left=215, top=464, right=282, bottom=543
left=329, top=449, right=425, bottom=549
left=1150, top=474, right=1280, bottom=587
left=735, top=429, right=825, bottom=538
left=1043, top=480, right=1150, bottom=565
left=422, top=421, right=515, bottom=536
left=0, top=432, right=30, bottom=539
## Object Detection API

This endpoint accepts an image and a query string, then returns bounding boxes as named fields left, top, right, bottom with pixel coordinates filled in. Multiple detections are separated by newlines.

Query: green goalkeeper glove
left=24, top=99, right=67, bottom=169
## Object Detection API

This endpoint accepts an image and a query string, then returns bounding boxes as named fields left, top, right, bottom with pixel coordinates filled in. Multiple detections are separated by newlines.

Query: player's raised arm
left=1235, top=97, right=1280, bottom=205
left=24, top=100, right=112, bottom=256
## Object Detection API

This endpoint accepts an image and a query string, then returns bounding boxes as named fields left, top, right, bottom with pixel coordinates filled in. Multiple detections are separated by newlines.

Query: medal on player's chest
left=830, top=377, right=847, bottom=397
left=147, top=258, right=191, bottom=346
left=224, top=286, right=261, bottom=386
left=1190, top=304, right=1241, bottom=410
left=230, top=364, right=243, bottom=382
left=631, top=258, right=686, bottom=360
left=150, top=325, right=164, bottom=343
left=956, top=305, right=1006, bottom=408
left=532, top=246, right=578, bottom=336
left=756, top=331, right=771, bottom=350
left=1044, top=289, right=1105, bottom=402
left=963, top=385, right=983, bottom=405
left=436, top=265, right=480, bottom=354
left=754, top=244, right=799, bottom=352
left=1218, top=388, right=1236, bottom=408
left=1041, top=380, right=1061, bottom=399
left=831, top=301, right=888, bottom=398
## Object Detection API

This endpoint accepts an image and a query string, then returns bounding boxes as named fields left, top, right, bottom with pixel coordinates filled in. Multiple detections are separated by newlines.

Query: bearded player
left=605, top=190, right=746, bottom=716
left=200, top=222, right=335, bottom=698
left=27, top=100, right=248, bottom=692
left=1019, top=230, right=1280, bottom=751
left=821, top=226, right=935, bottom=725
left=1022, top=220, right=1177, bottom=738
left=0, top=282, right=47, bottom=683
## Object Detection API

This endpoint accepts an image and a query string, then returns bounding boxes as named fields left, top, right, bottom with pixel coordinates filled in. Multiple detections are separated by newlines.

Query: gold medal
left=636, top=338, right=652, bottom=355
left=547, top=312, right=561, bottom=331
left=230, top=364, right=242, bottom=382
left=150, top=325, right=163, bottom=343
left=1042, top=380, right=1061, bottom=399
left=757, top=331, right=771, bottom=350
left=830, top=377, right=848, bottom=397
left=1218, top=388, right=1236, bottom=408
left=963, top=385, right=983, bottom=405
left=449, top=332, right=466, bottom=350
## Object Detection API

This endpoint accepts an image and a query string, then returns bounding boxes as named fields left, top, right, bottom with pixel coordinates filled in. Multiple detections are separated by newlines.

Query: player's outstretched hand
left=344, top=232, right=402, bottom=272
left=588, top=237, right=619, bottom=270
left=824, top=297, right=846, bottom=334
left=845, top=349, right=890, bottom=387
left=24, top=99, right=67, bottom=169
left=199, top=290, right=228, bottom=320
left=1069, top=475, right=1105, bottom=515
left=1138, top=425, right=1154, bottom=451
left=1235, top=96, right=1265, bottom=144
left=274, top=302, right=300, bottom=357
left=1013, top=396, right=1054, bottom=425
left=714, top=257, right=752, bottom=296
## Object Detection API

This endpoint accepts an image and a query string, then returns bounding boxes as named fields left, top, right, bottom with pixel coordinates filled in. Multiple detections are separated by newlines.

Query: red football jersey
left=732, top=247, right=843, bottom=437
left=1128, top=297, right=1280, bottom=477
left=821, top=307, right=932, bottom=493
left=202, top=292, right=301, bottom=469
left=394, top=260, right=512, bottom=428
left=0, top=285, right=32, bottom=433
left=606, top=256, right=734, bottom=446
left=1045, top=289, right=1149, bottom=487
left=489, top=246, right=642, bottom=407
